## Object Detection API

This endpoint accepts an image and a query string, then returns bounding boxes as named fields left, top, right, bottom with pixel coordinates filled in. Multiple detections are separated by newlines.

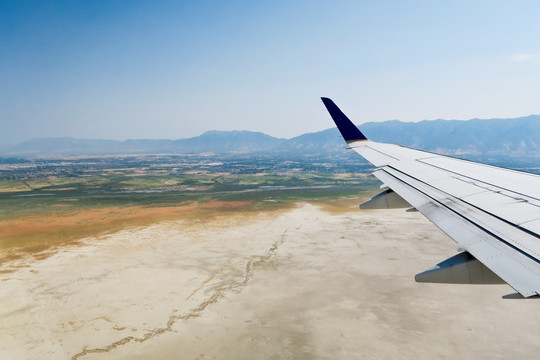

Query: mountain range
left=3, top=115, right=540, bottom=157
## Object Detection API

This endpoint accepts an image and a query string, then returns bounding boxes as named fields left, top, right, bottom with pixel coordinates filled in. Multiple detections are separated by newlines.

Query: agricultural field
left=0, top=153, right=380, bottom=266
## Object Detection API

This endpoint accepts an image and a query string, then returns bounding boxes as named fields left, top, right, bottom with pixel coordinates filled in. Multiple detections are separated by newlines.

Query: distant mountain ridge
left=3, top=116, right=540, bottom=157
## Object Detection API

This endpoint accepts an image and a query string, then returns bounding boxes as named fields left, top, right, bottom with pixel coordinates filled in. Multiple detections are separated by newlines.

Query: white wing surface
left=322, top=97, right=540, bottom=298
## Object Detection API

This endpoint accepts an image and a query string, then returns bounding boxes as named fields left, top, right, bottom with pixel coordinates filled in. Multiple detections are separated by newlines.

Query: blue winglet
left=321, top=97, right=368, bottom=143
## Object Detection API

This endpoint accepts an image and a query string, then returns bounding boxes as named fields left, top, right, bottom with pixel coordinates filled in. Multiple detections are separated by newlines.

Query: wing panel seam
left=415, top=158, right=540, bottom=203
left=387, top=165, right=540, bottom=241
left=380, top=167, right=540, bottom=268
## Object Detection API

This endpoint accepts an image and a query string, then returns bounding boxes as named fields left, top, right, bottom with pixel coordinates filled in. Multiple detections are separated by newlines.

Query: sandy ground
left=1, top=203, right=539, bottom=360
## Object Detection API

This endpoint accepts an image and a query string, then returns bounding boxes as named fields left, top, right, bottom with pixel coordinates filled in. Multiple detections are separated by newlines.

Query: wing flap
left=375, top=168, right=540, bottom=297
left=377, top=164, right=540, bottom=266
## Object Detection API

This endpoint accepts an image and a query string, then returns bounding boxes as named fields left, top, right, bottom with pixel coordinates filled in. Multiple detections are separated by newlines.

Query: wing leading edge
left=322, top=97, right=540, bottom=298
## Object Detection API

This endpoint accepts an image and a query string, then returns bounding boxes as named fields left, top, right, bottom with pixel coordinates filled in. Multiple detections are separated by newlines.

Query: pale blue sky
left=1, top=0, right=540, bottom=146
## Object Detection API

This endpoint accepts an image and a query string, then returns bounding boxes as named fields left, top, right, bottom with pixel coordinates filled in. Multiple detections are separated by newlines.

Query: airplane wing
left=321, top=97, right=540, bottom=298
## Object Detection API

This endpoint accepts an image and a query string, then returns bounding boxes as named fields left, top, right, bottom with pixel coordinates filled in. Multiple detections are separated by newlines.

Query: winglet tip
left=320, top=97, right=368, bottom=142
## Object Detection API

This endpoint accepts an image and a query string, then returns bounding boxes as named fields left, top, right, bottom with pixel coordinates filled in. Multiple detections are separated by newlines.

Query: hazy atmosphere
left=2, top=0, right=540, bottom=147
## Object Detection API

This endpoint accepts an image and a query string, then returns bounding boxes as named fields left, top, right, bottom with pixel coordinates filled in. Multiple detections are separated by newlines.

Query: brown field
left=0, top=199, right=284, bottom=266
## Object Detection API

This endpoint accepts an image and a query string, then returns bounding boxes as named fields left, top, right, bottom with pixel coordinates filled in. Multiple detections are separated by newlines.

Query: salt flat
left=1, top=203, right=539, bottom=360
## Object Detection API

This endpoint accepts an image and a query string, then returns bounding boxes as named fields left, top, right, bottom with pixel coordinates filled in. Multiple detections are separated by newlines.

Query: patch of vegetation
left=0, top=154, right=381, bottom=264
